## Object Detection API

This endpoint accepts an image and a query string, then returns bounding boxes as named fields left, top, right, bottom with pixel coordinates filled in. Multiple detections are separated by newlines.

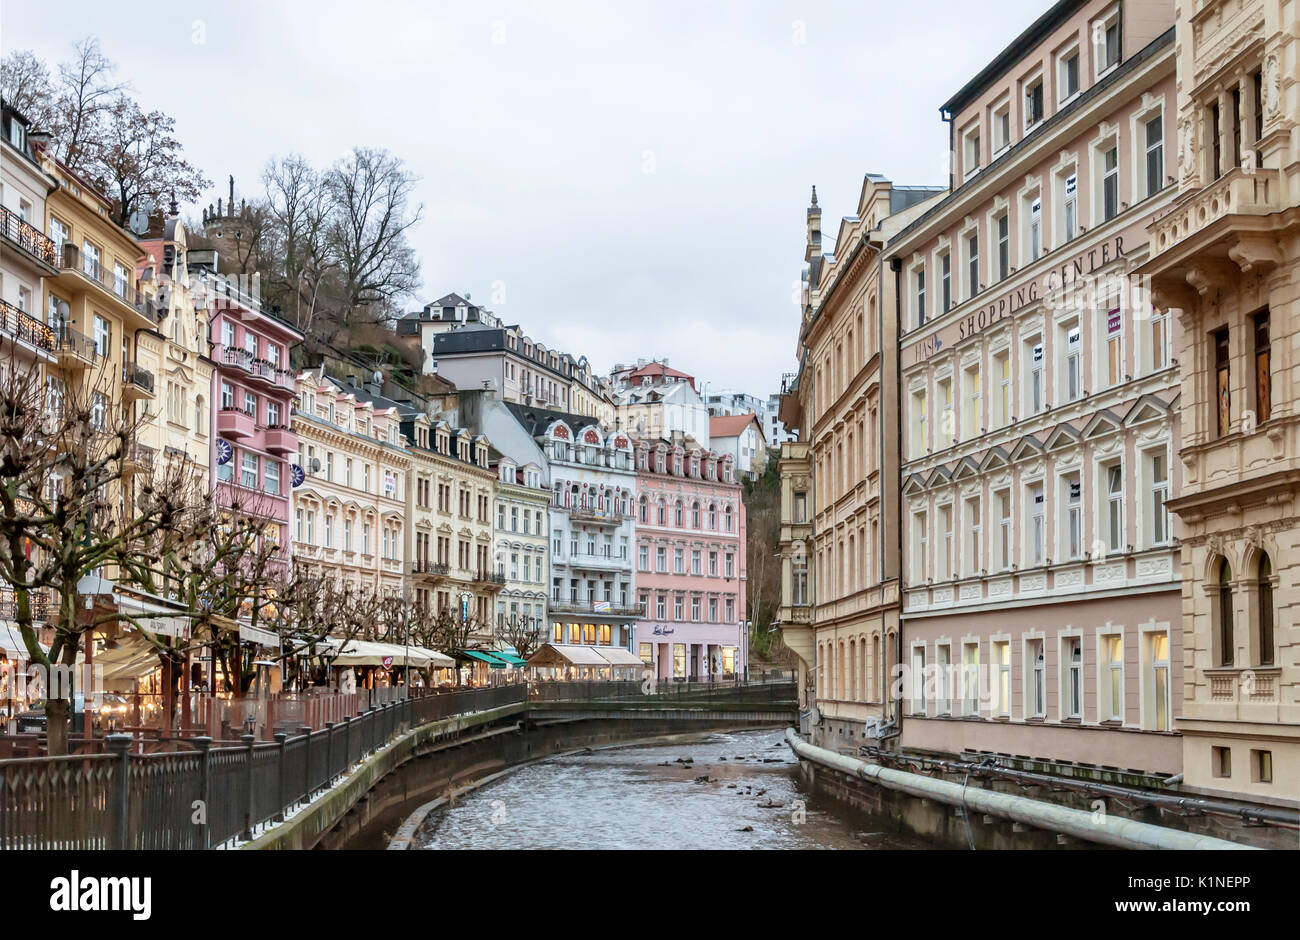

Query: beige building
left=890, top=0, right=1186, bottom=779
left=136, top=220, right=215, bottom=488
left=780, top=177, right=944, bottom=749
left=291, top=370, right=412, bottom=599
left=491, top=454, right=551, bottom=644
left=1139, top=0, right=1299, bottom=805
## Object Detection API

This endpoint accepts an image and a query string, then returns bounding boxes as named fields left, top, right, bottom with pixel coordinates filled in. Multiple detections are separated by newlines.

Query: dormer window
left=992, top=102, right=1011, bottom=154
left=1025, top=76, right=1044, bottom=129
left=962, top=126, right=981, bottom=179
left=1095, top=6, right=1121, bottom=77
left=1058, top=47, right=1080, bottom=103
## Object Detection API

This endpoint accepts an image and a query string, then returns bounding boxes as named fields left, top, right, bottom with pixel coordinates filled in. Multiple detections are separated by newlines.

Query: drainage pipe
left=785, top=729, right=1255, bottom=850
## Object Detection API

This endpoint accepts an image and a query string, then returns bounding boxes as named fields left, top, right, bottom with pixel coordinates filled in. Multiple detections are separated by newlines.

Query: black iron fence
left=0, top=685, right=526, bottom=850
left=529, top=677, right=797, bottom=704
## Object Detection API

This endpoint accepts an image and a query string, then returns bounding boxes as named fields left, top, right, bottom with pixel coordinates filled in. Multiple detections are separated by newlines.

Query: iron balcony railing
left=0, top=205, right=58, bottom=269
left=411, top=561, right=450, bottom=577
left=122, top=362, right=155, bottom=395
left=59, top=243, right=157, bottom=322
left=53, top=324, right=97, bottom=361
left=0, top=299, right=55, bottom=352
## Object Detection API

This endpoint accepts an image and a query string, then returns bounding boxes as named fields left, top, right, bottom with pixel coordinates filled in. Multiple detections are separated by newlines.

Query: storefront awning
left=526, top=644, right=611, bottom=667
left=314, top=637, right=454, bottom=669
left=462, top=650, right=508, bottom=669
left=239, top=622, right=280, bottom=647
left=113, top=589, right=192, bottom=640
left=491, top=651, right=528, bottom=667
left=0, top=624, right=49, bottom=660
left=594, top=647, right=646, bottom=667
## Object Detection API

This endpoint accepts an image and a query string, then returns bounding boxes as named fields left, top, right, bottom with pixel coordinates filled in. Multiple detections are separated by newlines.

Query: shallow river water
left=415, top=727, right=929, bottom=850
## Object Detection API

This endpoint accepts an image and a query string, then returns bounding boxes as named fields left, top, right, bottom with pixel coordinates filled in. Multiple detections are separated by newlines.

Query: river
left=415, top=728, right=929, bottom=850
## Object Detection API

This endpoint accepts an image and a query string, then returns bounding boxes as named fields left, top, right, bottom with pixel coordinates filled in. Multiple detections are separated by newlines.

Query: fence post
left=193, top=736, right=212, bottom=850
left=343, top=715, right=352, bottom=770
left=106, top=732, right=132, bottom=851
left=299, top=725, right=312, bottom=800
left=240, top=733, right=256, bottom=842
left=274, top=732, right=288, bottom=823
left=324, top=722, right=336, bottom=784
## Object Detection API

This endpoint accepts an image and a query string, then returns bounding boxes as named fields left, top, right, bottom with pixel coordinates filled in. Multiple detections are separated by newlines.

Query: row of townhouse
left=778, top=0, right=1298, bottom=811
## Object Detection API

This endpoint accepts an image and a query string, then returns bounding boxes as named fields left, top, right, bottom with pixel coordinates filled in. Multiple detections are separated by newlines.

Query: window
left=1029, top=483, right=1045, bottom=565
left=1151, top=308, right=1169, bottom=372
left=963, top=127, right=981, bottom=178
left=1063, top=473, right=1082, bottom=560
left=1063, top=172, right=1078, bottom=242
left=1105, top=307, right=1122, bottom=386
left=113, top=262, right=128, bottom=298
left=1029, top=197, right=1042, bottom=261
left=1064, top=324, right=1081, bottom=402
left=1102, top=145, right=1119, bottom=221
left=265, top=461, right=280, bottom=496
left=966, top=232, right=980, bottom=297
left=992, top=103, right=1011, bottom=153
left=912, top=512, right=928, bottom=582
left=1029, top=639, right=1046, bottom=718
left=963, top=363, right=981, bottom=438
left=82, top=240, right=99, bottom=277
left=992, top=641, right=1010, bottom=717
left=996, top=212, right=1009, bottom=282
left=994, top=349, right=1011, bottom=428
left=240, top=453, right=258, bottom=489
left=938, top=505, right=952, bottom=580
left=1097, top=8, right=1120, bottom=74
left=1213, top=328, right=1231, bottom=437
left=966, top=497, right=981, bottom=576
left=1254, top=309, right=1271, bottom=424
left=996, top=489, right=1012, bottom=569
left=936, top=377, right=953, bottom=448
left=962, top=642, right=980, bottom=716
left=914, top=266, right=926, bottom=326
left=1212, top=746, right=1232, bottom=778
left=1252, top=749, right=1273, bottom=784
left=1105, top=634, right=1124, bottom=721
left=911, top=646, right=926, bottom=713
left=1028, top=339, right=1044, bottom=414
left=1218, top=559, right=1234, bottom=666
left=1025, top=76, right=1044, bottom=128
left=1058, top=48, right=1080, bottom=101
left=939, top=252, right=951, bottom=314
left=1210, top=102, right=1223, bottom=180
left=1148, top=631, right=1170, bottom=732
left=92, top=314, right=110, bottom=358
left=1149, top=451, right=1169, bottom=545
left=1257, top=554, right=1274, bottom=667
left=1144, top=114, right=1164, bottom=197
left=1065, top=636, right=1083, bottom=718
left=1105, top=463, right=1124, bottom=553
left=910, top=388, right=928, bottom=458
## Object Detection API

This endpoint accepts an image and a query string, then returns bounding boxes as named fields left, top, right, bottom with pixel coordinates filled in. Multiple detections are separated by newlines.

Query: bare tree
left=94, top=93, right=209, bottom=228
left=0, top=50, right=54, bottom=126
left=46, top=37, right=126, bottom=174
left=0, top=352, right=205, bottom=753
left=496, top=615, right=544, bottom=661
left=262, top=155, right=334, bottom=334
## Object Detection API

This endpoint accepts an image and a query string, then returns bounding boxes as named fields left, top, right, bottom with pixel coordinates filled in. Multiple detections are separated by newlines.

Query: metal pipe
left=785, top=729, right=1256, bottom=850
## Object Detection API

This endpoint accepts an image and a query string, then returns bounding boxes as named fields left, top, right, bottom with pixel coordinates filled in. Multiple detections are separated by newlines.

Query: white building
left=709, top=413, right=769, bottom=480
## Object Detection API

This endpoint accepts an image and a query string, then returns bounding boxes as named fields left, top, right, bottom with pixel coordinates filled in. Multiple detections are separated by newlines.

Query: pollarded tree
left=0, top=351, right=208, bottom=754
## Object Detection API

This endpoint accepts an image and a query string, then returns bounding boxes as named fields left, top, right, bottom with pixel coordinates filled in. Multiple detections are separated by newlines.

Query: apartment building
left=491, top=452, right=551, bottom=641
left=207, top=263, right=301, bottom=564
left=504, top=403, right=641, bottom=660
left=1138, top=0, right=1299, bottom=805
left=291, top=370, right=412, bottom=598
left=786, top=176, right=944, bottom=748
left=708, top=413, right=768, bottom=480
left=135, top=219, right=215, bottom=487
left=612, top=363, right=712, bottom=446
left=402, top=408, right=501, bottom=637
left=890, top=0, right=1185, bottom=777
left=0, top=102, right=59, bottom=373
left=633, top=438, right=746, bottom=680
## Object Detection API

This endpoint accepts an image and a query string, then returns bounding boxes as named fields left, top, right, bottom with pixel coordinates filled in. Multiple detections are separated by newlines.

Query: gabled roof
left=709, top=413, right=764, bottom=439
left=1081, top=409, right=1125, bottom=439
left=1122, top=394, right=1172, bottom=427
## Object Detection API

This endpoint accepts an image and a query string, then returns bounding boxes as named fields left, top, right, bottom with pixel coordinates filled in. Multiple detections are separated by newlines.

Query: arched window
left=724, top=505, right=733, bottom=532
left=708, top=504, right=717, bottom=530
left=656, top=499, right=665, bottom=525
left=1258, top=553, right=1274, bottom=666
left=674, top=500, right=683, bottom=527
left=1218, top=559, right=1234, bottom=666
left=691, top=501, right=700, bottom=528
left=639, top=495, right=648, bottom=524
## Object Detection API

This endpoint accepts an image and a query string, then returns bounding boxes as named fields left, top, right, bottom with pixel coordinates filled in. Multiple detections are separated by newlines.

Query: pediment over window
left=978, top=446, right=1011, bottom=472
left=952, top=457, right=981, bottom=481
left=1044, top=423, right=1083, bottom=451
left=1122, top=394, right=1171, bottom=428
left=1009, top=435, right=1045, bottom=462
left=1080, top=409, right=1124, bottom=439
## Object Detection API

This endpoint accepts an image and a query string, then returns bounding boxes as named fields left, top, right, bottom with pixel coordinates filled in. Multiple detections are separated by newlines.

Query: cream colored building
left=491, top=455, right=550, bottom=643
left=1140, top=0, right=1299, bottom=805
left=291, top=370, right=412, bottom=599
left=404, top=411, right=502, bottom=642
left=136, top=219, right=214, bottom=488
left=781, top=177, right=943, bottom=750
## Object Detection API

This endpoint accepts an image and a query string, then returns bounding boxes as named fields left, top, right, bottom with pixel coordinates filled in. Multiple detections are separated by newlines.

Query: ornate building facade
left=1140, top=0, right=1299, bottom=804
left=633, top=438, right=746, bottom=680
left=890, top=0, right=1185, bottom=777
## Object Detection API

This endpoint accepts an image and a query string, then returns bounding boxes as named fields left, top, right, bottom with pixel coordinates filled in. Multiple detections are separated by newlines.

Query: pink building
left=633, top=439, right=747, bottom=680
left=204, top=266, right=302, bottom=563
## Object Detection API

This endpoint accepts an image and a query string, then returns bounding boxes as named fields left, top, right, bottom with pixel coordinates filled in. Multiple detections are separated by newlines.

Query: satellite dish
left=372, top=370, right=383, bottom=385
left=128, top=209, right=150, bottom=236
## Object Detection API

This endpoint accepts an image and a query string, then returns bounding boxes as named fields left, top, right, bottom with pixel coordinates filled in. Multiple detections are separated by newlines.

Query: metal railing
left=0, top=299, right=55, bottom=351
left=0, top=684, right=527, bottom=850
left=529, top=677, right=797, bottom=704
left=0, top=205, right=58, bottom=268
left=59, top=243, right=157, bottom=321
left=122, top=361, right=155, bottom=394
left=54, top=324, right=97, bottom=361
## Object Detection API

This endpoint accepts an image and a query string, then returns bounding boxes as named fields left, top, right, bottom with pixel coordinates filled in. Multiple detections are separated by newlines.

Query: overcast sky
left=5, top=0, right=1047, bottom=397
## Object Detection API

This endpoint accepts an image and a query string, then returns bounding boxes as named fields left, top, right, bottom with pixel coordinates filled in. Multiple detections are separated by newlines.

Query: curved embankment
left=244, top=706, right=790, bottom=850
left=784, top=729, right=1255, bottom=851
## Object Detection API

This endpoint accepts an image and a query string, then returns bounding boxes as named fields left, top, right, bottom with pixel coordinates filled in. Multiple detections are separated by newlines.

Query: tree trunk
left=46, top=697, right=70, bottom=756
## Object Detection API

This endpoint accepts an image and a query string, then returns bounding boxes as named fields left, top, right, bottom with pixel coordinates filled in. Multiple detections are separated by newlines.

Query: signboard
left=215, top=439, right=233, bottom=466
left=593, top=600, right=612, bottom=613
left=382, top=656, right=394, bottom=669
left=291, top=464, right=305, bottom=488
left=1107, top=308, right=1122, bottom=335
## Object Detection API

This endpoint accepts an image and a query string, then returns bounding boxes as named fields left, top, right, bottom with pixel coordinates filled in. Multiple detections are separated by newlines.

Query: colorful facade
left=633, top=439, right=746, bottom=679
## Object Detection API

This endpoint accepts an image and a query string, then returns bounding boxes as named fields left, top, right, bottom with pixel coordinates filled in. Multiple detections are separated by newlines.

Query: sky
left=3, top=0, right=1048, bottom=397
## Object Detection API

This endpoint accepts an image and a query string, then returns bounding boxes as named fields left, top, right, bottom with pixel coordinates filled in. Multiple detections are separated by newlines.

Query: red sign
left=382, top=656, right=394, bottom=668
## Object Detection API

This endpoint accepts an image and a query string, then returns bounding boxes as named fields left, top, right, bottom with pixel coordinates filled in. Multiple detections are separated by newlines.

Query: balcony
left=54, top=325, right=97, bottom=369
left=565, top=552, right=629, bottom=572
left=0, top=299, right=55, bottom=353
left=58, top=243, right=157, bottom=326
left=549, top=599, right=639, bottom=618
left=473, top=570, right=508, bottom=590
left=567, top=506, right=628, bottom=526
left=121, top=442, right=156, bottom=476
left=0, top=205, right=58, bottom=273
left=264, top=425, right=296, bottom=455
left=411, top=561, right=451, bottom=583
left=217, top=407, right=256, bottom=439
left=121, top=362, right=155, bottom=401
